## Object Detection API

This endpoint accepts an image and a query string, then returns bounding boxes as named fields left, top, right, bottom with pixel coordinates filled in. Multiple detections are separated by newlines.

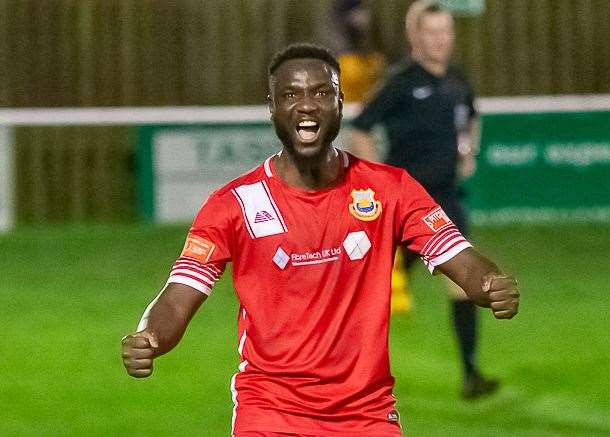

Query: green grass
left=1, top=223, right=609, bottom=436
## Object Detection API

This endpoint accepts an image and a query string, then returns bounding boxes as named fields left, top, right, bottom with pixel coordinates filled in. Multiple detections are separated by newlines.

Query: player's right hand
left=121, top=331, right=158, bottom=378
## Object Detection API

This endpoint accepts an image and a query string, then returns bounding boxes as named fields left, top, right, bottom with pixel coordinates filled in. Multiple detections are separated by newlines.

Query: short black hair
left=268, top=43, right=340, bottom=77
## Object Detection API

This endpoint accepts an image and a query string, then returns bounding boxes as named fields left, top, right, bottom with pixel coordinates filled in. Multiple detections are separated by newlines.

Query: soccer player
left=349, top=1, right=496, bottom=399
left=122, top=43, right=519, bottom=436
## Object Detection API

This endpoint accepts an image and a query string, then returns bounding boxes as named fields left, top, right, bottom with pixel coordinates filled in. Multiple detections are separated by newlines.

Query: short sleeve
left=351, top=73, right=406, bottom=132
left=396, top=171, right=472, bottom=273
left=166, top=191, right=234, bottom=295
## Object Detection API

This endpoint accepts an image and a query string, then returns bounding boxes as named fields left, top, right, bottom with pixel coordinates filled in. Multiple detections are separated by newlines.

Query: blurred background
left=0, top=1, right=609, bottom=436
left=1, top=0, right=609, bottom=225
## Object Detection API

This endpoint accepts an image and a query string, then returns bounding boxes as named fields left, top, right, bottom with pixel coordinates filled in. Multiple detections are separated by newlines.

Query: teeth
left=298, top=121, right=318, bottom=127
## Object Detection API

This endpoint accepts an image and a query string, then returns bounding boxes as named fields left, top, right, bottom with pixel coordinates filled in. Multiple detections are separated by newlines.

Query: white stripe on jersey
left=176, top=257, right=223, bottom=276
left=166, top=257, right=223, bottom=295
left=170, top=269, right=215, bottom=287
left=237, top=329, right=247, bottom=355
left=166, top=275, right=212, bottom=295
left=261, top=180, right=288, bottom=231
left=231, top=329, right=249, bottom=436
left=232, top=181, right=287, bottom=238
left=423, top=241, right=472, bottom=273
left=424, top=229, right=463, bottom=257
left=422, top=225, right=460, bottom=255
left=231, top=188, right=255, bottom=238
left=263, top=155, right=273, bottom=177
left=172, top=261, right=221, bottom=281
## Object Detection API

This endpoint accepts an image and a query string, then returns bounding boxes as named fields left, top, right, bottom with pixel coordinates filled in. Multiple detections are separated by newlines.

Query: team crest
left=349, top=189, right=382, bottom=221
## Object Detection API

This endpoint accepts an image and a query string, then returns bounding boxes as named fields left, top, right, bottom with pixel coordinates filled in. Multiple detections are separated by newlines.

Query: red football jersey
left=167, top=150, right=471, bottom=436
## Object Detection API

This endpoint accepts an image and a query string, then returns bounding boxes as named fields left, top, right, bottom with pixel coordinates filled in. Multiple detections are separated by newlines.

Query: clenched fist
left=121, top=331, right=158, bottom=378
left=482, top=273, right=519, bottom=319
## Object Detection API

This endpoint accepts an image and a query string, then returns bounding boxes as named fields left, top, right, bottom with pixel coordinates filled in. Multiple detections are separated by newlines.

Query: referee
left=349, top=0, right=498, bottom=399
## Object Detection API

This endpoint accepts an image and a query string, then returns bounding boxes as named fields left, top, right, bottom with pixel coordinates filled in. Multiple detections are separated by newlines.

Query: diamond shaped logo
left=273, top=247, right=289, bottom=269
left=342, top=231, right=371, bottom=260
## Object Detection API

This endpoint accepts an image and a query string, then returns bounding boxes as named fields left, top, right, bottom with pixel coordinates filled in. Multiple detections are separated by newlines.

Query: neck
left=273, top=147, right=342, bottom=190
left=413, top=54, right=448, bottom=77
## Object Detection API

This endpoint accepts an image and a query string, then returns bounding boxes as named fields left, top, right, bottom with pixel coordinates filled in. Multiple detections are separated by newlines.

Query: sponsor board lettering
left=486, top=144, right=538, bottom=166
left=544, top=143, right=610, bottom=167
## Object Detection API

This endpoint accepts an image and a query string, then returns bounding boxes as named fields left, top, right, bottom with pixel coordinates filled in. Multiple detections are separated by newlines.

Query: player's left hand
left=481, top=273, right=519, bottom=319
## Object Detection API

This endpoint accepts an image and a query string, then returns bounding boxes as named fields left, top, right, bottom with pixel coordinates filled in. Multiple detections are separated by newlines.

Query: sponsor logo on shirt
left=254, top=210, right=274, bottom=223
left=343, top=231, right=371, bottom=260
left=291, top=247, right=342, bottom=266
left=413, top=86, right=433, bottom=100
left=232, top=181, right=287, bottom=239
left=181, top=234, right=216, bottom=263
left=273, top=247, right=289, bottom=269
left=349, top=189, right=382, bottom=221
left=422, top=207, right=452, bottom=232
left=273, top=246, right=342, bottom=268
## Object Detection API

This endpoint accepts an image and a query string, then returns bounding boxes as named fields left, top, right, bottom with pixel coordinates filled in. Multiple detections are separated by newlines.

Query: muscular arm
left=122, top=283, right=207, bottom=377
left=141, top=283, right=207, bottom=356
left=349, top=128, right=380, bottom=162
left=437, top=247, right=519, bottom=319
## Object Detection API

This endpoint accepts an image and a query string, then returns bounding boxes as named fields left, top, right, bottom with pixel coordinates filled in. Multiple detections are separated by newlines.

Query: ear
left=338, top=91, right=344, bottom=114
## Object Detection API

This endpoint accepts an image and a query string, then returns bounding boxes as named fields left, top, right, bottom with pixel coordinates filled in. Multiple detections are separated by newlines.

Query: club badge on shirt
left=349, top=189, right=382, bottom=221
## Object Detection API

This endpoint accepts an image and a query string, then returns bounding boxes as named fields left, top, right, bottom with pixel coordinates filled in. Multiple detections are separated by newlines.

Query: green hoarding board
left=440, top=0, right=485, bottom=15
left=137, top=122, right=280, bottom=223
left=468, top=111, right=610, bottom=223
left=138, top=110, right=610, bottom=225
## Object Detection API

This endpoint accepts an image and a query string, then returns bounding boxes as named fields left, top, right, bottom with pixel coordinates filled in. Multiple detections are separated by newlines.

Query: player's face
left=269, top=58, right=343, bottom=159
left=416, top=11, right=454, bottom=66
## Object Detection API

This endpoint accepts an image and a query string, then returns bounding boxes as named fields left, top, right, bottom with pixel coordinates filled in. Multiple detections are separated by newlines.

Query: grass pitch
left=1, top=223, right=609, bottom=436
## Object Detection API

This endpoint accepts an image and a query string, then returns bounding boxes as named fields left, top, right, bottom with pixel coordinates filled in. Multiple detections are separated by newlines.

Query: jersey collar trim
left=263, top=154, right=275, bottom=178
left=264, top=148, right=348, bottom=179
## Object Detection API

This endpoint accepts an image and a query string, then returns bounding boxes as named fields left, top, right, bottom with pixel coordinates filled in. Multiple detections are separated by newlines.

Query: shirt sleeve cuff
left=423, top=241, right=472, bottom=274
left=166, top=276, right=212, bottom=295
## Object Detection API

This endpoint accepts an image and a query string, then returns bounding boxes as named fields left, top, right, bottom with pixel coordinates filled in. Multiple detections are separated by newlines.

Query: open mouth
left=296, top=120, right=320, bottom=143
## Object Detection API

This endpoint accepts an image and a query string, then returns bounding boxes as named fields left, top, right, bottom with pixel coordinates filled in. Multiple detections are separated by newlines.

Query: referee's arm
left=349, top=128, right=381, bottom=162
left=349, top=72, right=404, bottom=163
left=457, top=117, right=480, bottom=180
